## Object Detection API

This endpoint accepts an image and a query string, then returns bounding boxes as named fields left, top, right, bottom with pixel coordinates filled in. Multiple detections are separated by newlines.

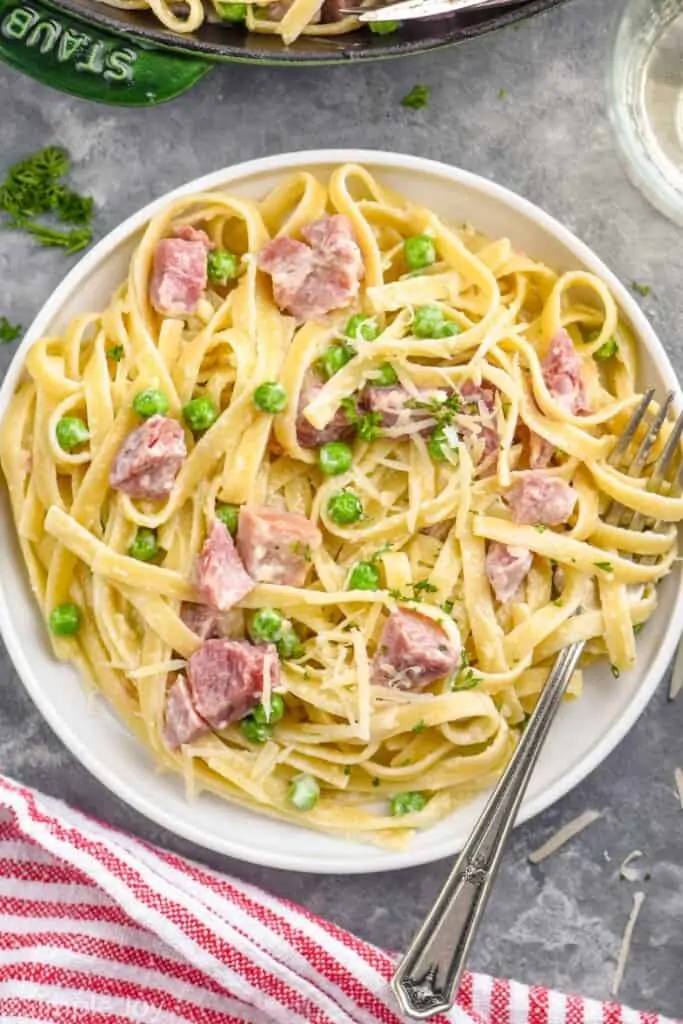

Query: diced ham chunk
left=542, top=329, right=589, bottom=415
left=236, top=505, right=322, bottom=587
left=150, top=225, right=212, bottom=317
left=186, top=638, right=278, bottom=729
left=485, top=543, right=533, bottom=603
left=195, top=521, right=255, bottom=611
left=459, top=380, right=496, bottom=414
left=163, top=674, right=209, bottom=750
left=258, top=214, right=363, bottom=321
left=372, top=610, right=460, bottom=691
left=180, top=602, right=243, bottom=641
left=297, top=373, right=354, bottom=449
left=506, top=473, right=577, bottom=526
left=529, top=432, right=555, bottom=469
left=110, top=415, right=186, bottom=501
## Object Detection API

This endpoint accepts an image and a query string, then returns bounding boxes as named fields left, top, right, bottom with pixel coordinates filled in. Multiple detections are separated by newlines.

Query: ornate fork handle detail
left=392, top=642, right=584, bottom=1019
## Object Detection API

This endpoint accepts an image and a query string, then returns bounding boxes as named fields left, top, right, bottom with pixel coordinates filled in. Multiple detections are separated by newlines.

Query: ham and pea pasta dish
left=94, top=0, right=378, bottom=46
left=3, top=163, right=681, bottom=847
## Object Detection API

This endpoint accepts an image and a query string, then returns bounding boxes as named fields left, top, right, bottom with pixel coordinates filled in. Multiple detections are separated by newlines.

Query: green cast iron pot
left=0, top=0, right=566, bottom=106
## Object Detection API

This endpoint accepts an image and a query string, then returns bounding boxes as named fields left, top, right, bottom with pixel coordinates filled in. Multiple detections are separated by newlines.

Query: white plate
left=0, top=150, right=680, bottom=874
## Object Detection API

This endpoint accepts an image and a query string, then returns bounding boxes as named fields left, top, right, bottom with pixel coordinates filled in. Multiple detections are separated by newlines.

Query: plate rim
left=1, top=148, right=681, bottom=874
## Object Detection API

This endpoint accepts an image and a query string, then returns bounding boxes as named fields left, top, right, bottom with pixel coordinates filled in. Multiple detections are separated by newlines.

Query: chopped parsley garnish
left=291, top=540, right=312, bottom=560
left=341, top=397, right=383, bottom=443
left=498, top=87, right=508, bottom=99
left=369, top=542, right=393, bottom=563
left=630, top=280, right=650, bottom=297
left=413, top=579, right=437, bottom=594
left=610, top=664, right=621, bottom=679
left=372, top=777, right=381, bottom=788
left=412, top=720, right=426, bottom=734
left=633, top=623, right=644, bottom=634
left=401, top=84, right=430, bottom=110
left=388, top=579, right=437, bottom=603
left=451, top=667, right=481, bottom=691
left=552, top=599, right=563, bottom=608
left=534, top=524, right=548, bottom=533
left=106, top=345, right=124, bottom=362
left=343, top=765, right=352, bottom=776
left=0, top=146, right=94, bottom=254
left=407, top=392, right=462, bottom=424
left=593, top=561, right=614, bottom=572
left=0, top=317, right=21, bottom=343
left=441, top=599, right=454, bottom=614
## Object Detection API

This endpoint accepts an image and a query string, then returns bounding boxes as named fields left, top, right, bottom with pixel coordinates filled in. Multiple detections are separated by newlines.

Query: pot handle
left=0, top=0, right=213, bottom=105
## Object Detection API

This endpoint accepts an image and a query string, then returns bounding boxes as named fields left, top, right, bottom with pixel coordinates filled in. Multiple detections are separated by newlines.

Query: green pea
left=183, top=396, right=218, bottom=433
left=253, top=693, right=285, bottom=725
left=240, top=716, right=272, bottom=744
left=216, top=1, right=247, bottom=20
left=327, top=491, right=363, bottom=525
left=413, top=305, right=445, bottom=339
left=56, top=416, right=89, bottom=452
left=128, top=527, right=158, bottom=562
left=288, top=774, right=320, bottom=811
left=208, top=248, right=240, bottom=283
left=594, top=337, right=618, bottom=361
left=253, top=382, right=288, bottom=414
left=216, top=502, right=239, bottom=536
left=277, top=627, right=305, bottom=660
left=133, top=388, right=169, bottom=419
left=346, top=315, right=379, bottom=342
left=371, top=363, right=398, bottom=387
left=319, top=441, right=353, bottom=477
left=318, top=343, right=355, bottom=380
left=438, top=321, right=461, bottom=338
left=390, top=792, right=428, bottom=816
left=249, top=607, right=285, bottom=643
left=49, top=602, right=81, bottom=637
left=404, top=234, right=436, bottom=271
left=348, top=561, right=381, bottom=591
left=369, top=19, right=401, bottom=33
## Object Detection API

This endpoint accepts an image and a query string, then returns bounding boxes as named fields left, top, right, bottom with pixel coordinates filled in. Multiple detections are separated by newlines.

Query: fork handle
left=391, top=640, right=584, bottom=1020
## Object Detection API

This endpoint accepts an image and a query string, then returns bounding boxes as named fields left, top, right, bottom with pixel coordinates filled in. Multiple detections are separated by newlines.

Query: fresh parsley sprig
left=0, top=146, right=94, bottom=254
left=0, top=317, right=22, bottom=343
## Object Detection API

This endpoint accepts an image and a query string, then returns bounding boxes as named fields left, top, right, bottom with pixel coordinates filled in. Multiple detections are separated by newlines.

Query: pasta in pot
left=92, top=0, right=368, bottom=46
left=2, top=163, right=680, bottom=848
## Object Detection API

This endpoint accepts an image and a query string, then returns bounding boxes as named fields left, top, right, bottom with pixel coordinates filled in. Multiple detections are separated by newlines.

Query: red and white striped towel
left=0, top=774, right=676, bottom=1024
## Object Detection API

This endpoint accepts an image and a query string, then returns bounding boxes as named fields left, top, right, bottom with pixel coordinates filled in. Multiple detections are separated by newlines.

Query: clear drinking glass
left=608, top=0, right=683, bottom=226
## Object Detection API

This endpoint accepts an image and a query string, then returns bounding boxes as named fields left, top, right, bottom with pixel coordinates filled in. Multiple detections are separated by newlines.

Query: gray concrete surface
left=1, top=0, right=682, bottom=1016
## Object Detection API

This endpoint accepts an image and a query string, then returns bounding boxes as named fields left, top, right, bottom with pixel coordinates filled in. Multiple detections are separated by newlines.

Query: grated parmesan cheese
left=128, top=659, right=186, bottom=680
left=674, top=767, right=683, bottom=810
left=612, top=892, right=645, bottom=997
left=260, top=647, right=275, bottom=721
left=528, top=809, right=602, bottom=864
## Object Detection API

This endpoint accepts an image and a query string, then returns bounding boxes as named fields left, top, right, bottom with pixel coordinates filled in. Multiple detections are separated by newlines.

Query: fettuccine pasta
left=2, top=163, right=680, bottom=848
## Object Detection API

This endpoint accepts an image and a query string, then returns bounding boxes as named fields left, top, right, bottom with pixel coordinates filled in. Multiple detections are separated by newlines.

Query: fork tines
left=606, top=390, right=683, bottom=534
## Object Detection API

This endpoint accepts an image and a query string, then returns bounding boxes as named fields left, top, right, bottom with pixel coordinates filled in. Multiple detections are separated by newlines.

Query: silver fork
left=341, top=0, right=529, bottom=25
left=392, top=389, right=683, bottom=1020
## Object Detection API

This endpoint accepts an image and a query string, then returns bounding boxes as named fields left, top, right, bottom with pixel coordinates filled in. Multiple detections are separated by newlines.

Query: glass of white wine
left=609, top=0, right=683, bottom=226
